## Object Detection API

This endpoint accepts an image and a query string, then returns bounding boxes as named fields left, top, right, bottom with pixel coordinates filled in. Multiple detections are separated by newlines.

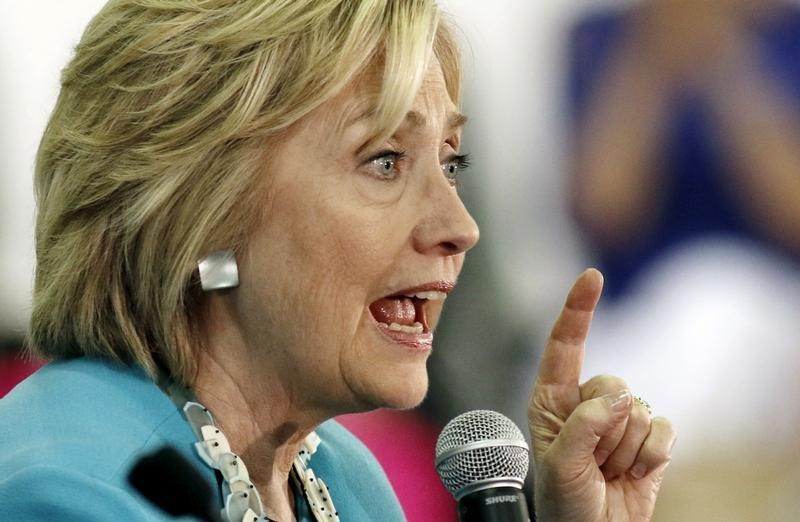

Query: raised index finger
left=536, top=268, right=604, bottom=387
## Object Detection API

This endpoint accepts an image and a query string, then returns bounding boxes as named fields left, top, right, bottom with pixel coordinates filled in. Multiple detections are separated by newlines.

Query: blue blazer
left=0, top=357, right=405, bottom=521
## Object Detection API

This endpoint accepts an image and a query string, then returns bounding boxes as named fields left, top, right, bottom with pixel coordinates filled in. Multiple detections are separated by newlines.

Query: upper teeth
left=404, top=291, right=447, bottom=301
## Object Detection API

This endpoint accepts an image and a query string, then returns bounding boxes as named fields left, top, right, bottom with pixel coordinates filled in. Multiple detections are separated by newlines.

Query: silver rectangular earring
left=198, top=249, right=239, bottom=291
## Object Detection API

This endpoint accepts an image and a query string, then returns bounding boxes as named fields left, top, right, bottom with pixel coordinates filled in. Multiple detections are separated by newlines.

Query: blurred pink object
left=0, top=353, right=44, bottom=397
left=337, top=409, right=456, bottom=522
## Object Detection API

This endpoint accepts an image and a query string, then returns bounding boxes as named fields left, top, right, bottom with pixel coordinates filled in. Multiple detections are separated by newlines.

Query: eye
left=442, top=153, right=471, bottom=187
left=366, top=150, right=406, bottom=181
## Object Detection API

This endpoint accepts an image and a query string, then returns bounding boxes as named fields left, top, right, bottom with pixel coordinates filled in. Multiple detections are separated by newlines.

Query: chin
left=354, top=366, right=430, bottom=412
left=380, top=382, right=428, bottom=410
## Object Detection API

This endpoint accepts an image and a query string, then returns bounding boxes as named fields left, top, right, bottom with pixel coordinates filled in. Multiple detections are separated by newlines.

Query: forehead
left=410, top=59, right=459, bottom=118
left=326, top=58, right=461, bottom=139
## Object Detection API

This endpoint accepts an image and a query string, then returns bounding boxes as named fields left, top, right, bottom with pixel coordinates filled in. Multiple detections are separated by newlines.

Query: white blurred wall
left=0, top=0, right=108, bottom=336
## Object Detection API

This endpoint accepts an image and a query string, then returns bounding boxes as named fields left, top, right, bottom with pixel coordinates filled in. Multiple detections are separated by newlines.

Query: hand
left=528, top=269, right=676, bottom=521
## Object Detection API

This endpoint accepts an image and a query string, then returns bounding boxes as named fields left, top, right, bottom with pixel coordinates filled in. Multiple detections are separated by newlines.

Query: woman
left=0, top=1, right=675, bottom=521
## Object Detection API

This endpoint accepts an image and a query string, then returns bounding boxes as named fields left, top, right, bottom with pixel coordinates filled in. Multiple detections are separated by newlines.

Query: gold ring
left=633, top=395, right=653, bottom=416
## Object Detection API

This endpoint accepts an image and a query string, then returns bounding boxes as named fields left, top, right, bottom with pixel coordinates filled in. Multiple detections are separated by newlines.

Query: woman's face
left=230, top=59, right=479, bottom=414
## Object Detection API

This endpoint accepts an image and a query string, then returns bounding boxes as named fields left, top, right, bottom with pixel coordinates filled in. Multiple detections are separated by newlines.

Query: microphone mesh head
left=435, top=410, right=529, bottom=499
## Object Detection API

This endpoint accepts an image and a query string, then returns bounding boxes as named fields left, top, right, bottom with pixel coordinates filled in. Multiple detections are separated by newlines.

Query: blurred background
left=3, top=1, right=800, bottom=520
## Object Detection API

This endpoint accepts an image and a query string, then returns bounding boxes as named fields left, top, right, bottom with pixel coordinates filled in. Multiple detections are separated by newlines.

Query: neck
left=192, top=351, right=318, bottom=521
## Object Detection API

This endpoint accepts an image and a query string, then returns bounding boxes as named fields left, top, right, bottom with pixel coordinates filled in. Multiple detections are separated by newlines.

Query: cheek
left=308, top=205, right=405, bottom=288
left=246, top=176, right=417, bottom=345
left=268, top=216, right=382, bottom=343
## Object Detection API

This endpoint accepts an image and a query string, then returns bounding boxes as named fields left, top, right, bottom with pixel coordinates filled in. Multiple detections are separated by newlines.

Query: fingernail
left=605, top=389, right=631, bottom=412
left=631, top=463, right=647, bottom=479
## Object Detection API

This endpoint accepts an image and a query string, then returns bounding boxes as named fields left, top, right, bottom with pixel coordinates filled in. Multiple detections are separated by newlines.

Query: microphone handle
left=458, top=486, right=530, bottom=522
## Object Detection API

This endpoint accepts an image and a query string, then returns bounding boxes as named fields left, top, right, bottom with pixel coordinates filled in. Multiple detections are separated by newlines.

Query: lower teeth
left=380, top=322, right=424, bottom=334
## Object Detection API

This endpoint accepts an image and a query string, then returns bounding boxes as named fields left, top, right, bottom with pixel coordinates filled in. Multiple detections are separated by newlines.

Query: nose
left=412, top=173, right=480, bottom=257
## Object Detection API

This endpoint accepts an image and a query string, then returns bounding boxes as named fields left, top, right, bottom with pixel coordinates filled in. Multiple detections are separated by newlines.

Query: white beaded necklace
left=161, top=379, right=340, bottom=522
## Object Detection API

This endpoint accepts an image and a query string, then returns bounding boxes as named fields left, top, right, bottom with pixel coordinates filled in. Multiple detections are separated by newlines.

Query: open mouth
left=368, top=288, right=449, bottom=336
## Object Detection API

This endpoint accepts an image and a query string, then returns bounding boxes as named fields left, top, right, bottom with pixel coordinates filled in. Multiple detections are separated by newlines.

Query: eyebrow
left=348, top=108, right=468, bottom=156
left=346, top=108, right=468, bottom=130
left=405, top=110, right=468, bottom=130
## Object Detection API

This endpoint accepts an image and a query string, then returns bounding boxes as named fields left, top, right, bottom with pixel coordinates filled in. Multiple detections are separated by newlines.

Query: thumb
left=547, top=390, right=632, bottom=472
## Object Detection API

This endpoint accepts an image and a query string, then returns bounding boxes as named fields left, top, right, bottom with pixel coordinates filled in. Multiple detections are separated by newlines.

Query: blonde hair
left=29, top=0, right=462, bottom=385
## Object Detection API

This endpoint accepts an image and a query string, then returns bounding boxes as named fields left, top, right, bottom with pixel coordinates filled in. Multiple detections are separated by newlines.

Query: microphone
left=128, top=445, right=222, bottom=522
left=435, top=410, right=531, bottom=522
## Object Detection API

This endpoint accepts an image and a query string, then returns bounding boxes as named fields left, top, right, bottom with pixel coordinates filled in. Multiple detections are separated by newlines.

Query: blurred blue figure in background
left=569, top=0, right=800, bottom=299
